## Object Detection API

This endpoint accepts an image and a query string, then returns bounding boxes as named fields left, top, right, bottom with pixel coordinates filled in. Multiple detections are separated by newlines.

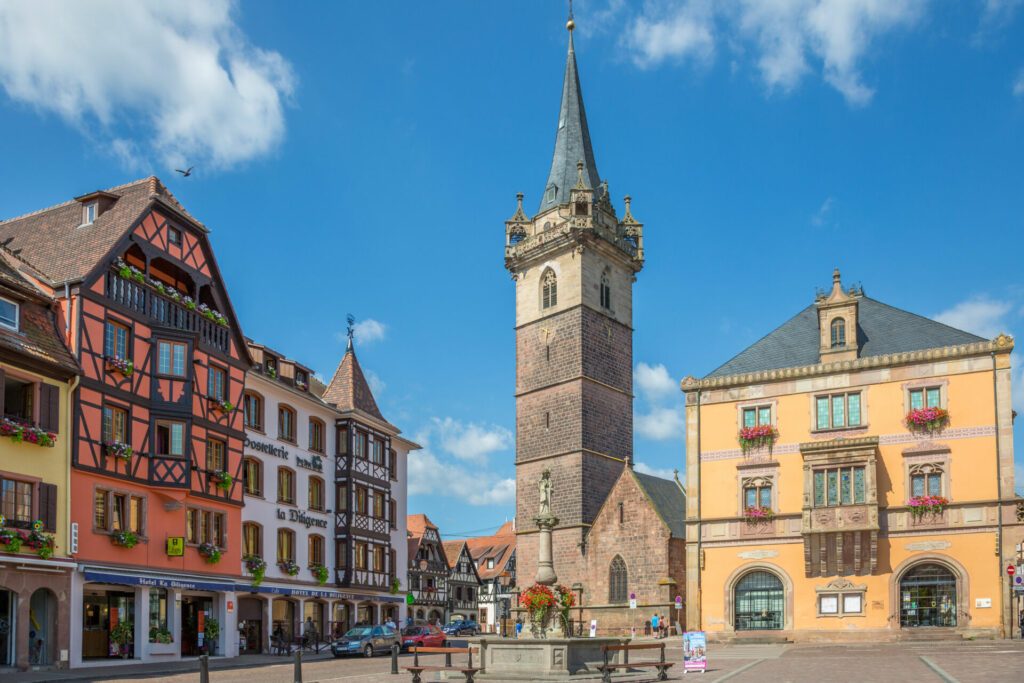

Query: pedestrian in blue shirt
left=651, top=613, right=659, bottom=639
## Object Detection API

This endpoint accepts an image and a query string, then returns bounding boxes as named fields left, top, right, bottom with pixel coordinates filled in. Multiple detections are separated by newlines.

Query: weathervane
left=567, top=0, right=575, bottom=31
left=346, top=313, right=355, bottom=349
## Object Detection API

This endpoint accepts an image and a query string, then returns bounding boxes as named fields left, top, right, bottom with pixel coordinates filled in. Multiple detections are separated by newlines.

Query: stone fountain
left=476, top=469, right=625, bottom=680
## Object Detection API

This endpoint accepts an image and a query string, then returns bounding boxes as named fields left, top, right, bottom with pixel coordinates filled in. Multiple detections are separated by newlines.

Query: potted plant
left=149, top=627, right=173, bottom=644
left=111, top=529, right=139, bottom=548
left=743, top=506, right=775, bottom=525
left=209, top=399, right=234, bottom=414
left=905, top=407, right=949, bottom=434
left=198, top=542, right=222, bottom=564
left=519, top=584, right=556, bottom=638
left=105, top=441, right=133, bottom=462
left=554, top=585, right=576, bottom=637
left=209, top=470, right=232, bottom=491
left=205, top=617, right=220, bottom=655
left=182, top=295, right=197, bottom=311
left=278, top=559, right=300, bottom=576
left=908, top=495, right=949, bottom=520
left=110, top=620, right=134, bottom=659
left=390, top=577, right=401, bottom=595
left=738, top=425, right=778, bottom=455
left=26, top=521, right=55, bottom=559
left=104, top=356, right=134, bottom=377
left=310, top=564, right=329, bottom=585
left=0, top=527, right=25, bottom=553
left=244, top=555, right=267, bottom=587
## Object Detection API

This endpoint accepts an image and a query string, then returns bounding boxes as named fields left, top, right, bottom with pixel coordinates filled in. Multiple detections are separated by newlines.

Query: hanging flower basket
left=743, top=506, right=774, bottom=525
left=1, top=417, right=56, bottom=447
left=738, top=425, right=778, bottom=455
left=907, top=495, right=949, bottom=520
left=105, top=356, right=134, bottom=377
left=209, top=471, right=233, bottom=491
left=279, top=559, right=300, bottom=576
left=390, top=577, right=401, bottom=595
left=244, top=555, right=267, bottom=587
left=310, top=564, right=329, bottom=585
left=905, top=408, right=949, bottom=434
left=111, top=530, right=139, bottom=548
left=106, top=441, right=133, bottom=462
left=198, top=542, right=222, bottom=564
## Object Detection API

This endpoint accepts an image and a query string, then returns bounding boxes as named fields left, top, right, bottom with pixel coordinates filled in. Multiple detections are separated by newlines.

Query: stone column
left=534, top=513, right=559, bottom=585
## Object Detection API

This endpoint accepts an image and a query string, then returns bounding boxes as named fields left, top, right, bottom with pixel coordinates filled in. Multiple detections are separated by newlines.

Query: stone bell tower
left=504, top=13, right=645, bottom=591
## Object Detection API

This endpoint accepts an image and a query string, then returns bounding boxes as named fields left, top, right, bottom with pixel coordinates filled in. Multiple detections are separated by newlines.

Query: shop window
left=815, top=392, right=862, bottom=430
left=154, top=420, right=185, bottom=457
left=308, top=477, right=325, bottom=512
left=157, top=340, right=187, bottom=377
left=243, top=522, right=262, bottom=557
left=243, top=458, right=263, bottom=497
left=309, top=535, right=325, bottom=566
left=104, top=320, right=129, bottom=360
left=102, top=405, right=128, bottom=445
left=741, top=405, right=772, bottom=428
left=309, top=418, right=325, bottom=454
left=278, top=467, right=296, bottom=504
left=909, top=386, right=942, bottom=410
left=0, top=296, right=19, bottom=330
left=278, top=528, right=295, bottom=562
left=813, top=466, right=866, bottom=507
left=148, top=589, right=170, bottom=642
left=243, top=392, right=264, bottom=431
left=207, top=365, right=226, bottom=402
left=278, top=405, right=296, bottom=443
left=0, top=477, right=33, bottom=528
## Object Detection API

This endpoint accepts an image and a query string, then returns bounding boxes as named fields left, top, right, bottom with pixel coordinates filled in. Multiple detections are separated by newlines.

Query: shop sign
left=84, top=570, right=238, bottom=593
left=227, top=600, right=234, bottom=613
left=276, top=508, right=328, bottom=529
left=297, top=454, right=323, bottom=472
left=245, top=437, right=289, bottom=459
left=683, top=631, right=708, bottom=673
left=166, top=537, right=185, bottom=557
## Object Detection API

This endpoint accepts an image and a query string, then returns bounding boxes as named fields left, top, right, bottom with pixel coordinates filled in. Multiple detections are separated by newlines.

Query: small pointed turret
left=539, top=13, right=601, bottom=213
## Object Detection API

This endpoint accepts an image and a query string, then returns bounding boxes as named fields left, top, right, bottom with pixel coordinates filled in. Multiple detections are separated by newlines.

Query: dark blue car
left=442, top=620, right=479, bottom=636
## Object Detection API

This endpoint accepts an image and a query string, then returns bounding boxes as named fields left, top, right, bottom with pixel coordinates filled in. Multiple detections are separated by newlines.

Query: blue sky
left=0, top=1, right=1022, bottom=537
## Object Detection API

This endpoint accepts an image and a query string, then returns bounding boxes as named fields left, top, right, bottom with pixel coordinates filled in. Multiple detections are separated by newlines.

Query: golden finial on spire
left=567, top=0, right=575, bottom=32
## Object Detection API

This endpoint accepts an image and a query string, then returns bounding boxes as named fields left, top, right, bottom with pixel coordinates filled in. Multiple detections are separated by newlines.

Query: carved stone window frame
left=901, top=444, right=951, bottom=502
left=736, top=399, right=778, bottom=431
left=815, top=578, right=867, bottom=619
left=901, top=378, right=949, bottom=414
left=800, top=437, right=879, bottom=510
left=736, top=461, right=779, bottom=516
left=808, top=388, right=869, bottom=435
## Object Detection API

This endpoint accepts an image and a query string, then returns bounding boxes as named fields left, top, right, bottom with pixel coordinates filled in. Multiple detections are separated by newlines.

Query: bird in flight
left=175, top=166, right=194, bottom=177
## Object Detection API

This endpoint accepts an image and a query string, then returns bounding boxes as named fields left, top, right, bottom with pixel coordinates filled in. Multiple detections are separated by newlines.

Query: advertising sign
left=589, top=620, right=598, bottom=638
left=683, top=631, right=708, bottom=673
left=166, top=537, right=185, bottom=557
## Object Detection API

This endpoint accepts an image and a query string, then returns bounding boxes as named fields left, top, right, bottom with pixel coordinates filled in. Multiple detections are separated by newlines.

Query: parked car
left=331, top=625, right=399, bottom=658
left=401, top=624, right=447, bottom=651
left=442, top=619, right=480, bottom=636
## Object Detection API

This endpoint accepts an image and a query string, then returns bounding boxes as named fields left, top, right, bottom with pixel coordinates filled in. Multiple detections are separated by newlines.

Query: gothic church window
left=609, top=555, right=628, bottom=603
left=600, top=271, right=611, bottom=309
left=541, top=270, right=557, bottom=310
left=830, top=318, right=846, bottom=348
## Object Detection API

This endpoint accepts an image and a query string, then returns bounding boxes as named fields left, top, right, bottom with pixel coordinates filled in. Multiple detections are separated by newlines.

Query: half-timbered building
left=466, top=521, right=517, bottom=634
left=407, top=514, right=449, bottom=624
left=0, top=177, right=250, bottom=666
left=442, top=540, right=482, bottom=623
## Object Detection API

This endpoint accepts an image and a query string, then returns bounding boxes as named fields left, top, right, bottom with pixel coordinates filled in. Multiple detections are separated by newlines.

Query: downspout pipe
left=991, top=351, right=1005, bottom=636
left=695, top=388, right=702, bottom=627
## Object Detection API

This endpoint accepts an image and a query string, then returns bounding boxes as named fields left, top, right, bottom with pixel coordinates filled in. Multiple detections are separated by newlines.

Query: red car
left=401, top=624, right=446, bottom=651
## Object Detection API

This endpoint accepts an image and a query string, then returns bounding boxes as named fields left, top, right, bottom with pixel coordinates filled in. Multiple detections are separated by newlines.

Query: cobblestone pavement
left=8, top=639, right=1024, bottom=683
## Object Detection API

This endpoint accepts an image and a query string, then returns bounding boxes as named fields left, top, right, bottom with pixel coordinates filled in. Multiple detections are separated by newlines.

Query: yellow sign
left=166, top=537, right=185, bottom=557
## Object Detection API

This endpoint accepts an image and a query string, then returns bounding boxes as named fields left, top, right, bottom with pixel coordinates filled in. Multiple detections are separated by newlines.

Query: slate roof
left=707, top=297, right=988, bottom=378
left=322, top=343, right=388, bottom=424
left=465, top=521, right=516, bottom=581
left=538, top=28, right=602, bottom=214
left=632, top=471, right=686, bottom=539
left=0, top=177, right=200, bottom=285
left=0, top=250, right=79, bottom=376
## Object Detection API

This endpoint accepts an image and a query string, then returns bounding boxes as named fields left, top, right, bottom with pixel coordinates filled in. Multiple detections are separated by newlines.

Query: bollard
left=391, top=643, right=399, bottom=674
left=199, top=654, right=209, bottom=683
left=445, top=650, right=452, bottom=668
left=293, top=649, right=303, bottom=683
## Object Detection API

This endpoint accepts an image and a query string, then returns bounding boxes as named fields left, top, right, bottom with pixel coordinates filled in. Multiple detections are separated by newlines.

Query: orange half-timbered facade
left=0, top=177, right=251, bottom=666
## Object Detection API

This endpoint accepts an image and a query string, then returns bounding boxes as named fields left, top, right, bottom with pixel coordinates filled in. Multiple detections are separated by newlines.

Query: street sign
left=589, top=620, right=598, bottom=637
left=1007, top=564, right=1016, bottom=576
left=629, top=598, right=637, bottom=610
left=405, top=593, right=415, bottom=605
left=166, top=537, right=184, bottom=557
left=675, top=595, right=683, bottom=609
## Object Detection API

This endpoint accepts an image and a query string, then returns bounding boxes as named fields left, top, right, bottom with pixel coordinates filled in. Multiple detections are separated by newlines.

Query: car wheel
left=364, top=644, right=373, bottom=658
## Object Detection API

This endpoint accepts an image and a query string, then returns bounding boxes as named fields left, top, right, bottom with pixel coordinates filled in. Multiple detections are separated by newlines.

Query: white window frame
left=0, top=296, right=18, bottom=331
left=83, top=202, right=97, bottom=225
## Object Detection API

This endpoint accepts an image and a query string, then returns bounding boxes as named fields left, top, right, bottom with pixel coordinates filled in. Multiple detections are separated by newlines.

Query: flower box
left=244, top=555, right=267, bottom=586
left=278, top=559, right=300, bottom=576
left=1, top=417, right=56, bottom=448
left=208, top=471, right=232, bottom=491
left=738, top=425, right=778, bottom=455
left=310, top=564, right=329, bottom=585
left=907, top=495, right=948, bottom=520
left=905, top=407, right=949, bottom=434
left=105, top=356, right=134, bottom=377
left=198, top=543, right=222, bottom=564
left=743, top=506, right=774, bottom=525
left=208, top=399, right=234, bottom=414
left=111, top=530, right=139, bottom=548
left=105, top=441, right=133, bottom=462
left=114, top=258, right=145, bottom=284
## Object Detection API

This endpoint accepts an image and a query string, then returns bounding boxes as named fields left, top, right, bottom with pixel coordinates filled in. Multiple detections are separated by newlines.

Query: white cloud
left=364, top=369, right=386, bottom=396
left=811, top=196, right=834, bottom=226
left=981, top=0, right=1023, bottom=27
left=353, top=319, right=387, bottom=345
left=934, top=297, right=1011, bottom=338
left=634, top=461, right=678, bottom=481
left=0, top=0, right=294, bottom=170
left=636, top=406, right=685, bottom=441
left=407, top=449, right=516, bottom=506
left=433, top=417, right=512, bottom=464
left=1014, top=69, right=1024, bottom=97
left=635, top=362, right=678, bottom=400
left=618, top=0, right=924, bottom=105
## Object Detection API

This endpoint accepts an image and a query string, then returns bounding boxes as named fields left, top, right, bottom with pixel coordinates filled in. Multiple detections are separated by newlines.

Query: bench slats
left=603, top=643, right=665, bottom=651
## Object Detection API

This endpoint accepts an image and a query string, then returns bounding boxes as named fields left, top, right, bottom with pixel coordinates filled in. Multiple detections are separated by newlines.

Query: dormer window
left=0, top=297, right=18, bottom=331
left=546, top=185, right=557, bottom=202
left=830, top=318, right=846, bottom=348
left=83, top=202, right=97, bottom=225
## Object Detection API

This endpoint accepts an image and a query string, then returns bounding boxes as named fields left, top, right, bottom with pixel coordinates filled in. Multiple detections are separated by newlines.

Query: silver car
left=331, top=625, right=399, bottom=658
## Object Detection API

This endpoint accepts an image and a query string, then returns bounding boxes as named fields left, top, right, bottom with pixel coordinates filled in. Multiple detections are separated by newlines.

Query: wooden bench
left=404, top=645, right=480, bottom=683
left=598, top=642, right=674, bottom=683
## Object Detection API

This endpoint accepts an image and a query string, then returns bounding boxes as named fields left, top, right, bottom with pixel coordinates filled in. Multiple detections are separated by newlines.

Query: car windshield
left=402, top=627, right=425, bottom=636
left=344, top=628, right=371, bottom=638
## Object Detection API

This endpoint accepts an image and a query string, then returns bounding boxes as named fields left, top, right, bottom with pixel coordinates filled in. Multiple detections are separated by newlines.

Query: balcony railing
left=336, top=454, right=390, bottom=482
left=334, top=511, right=391, bottom=539
left=409, top=588, right=447, bottom=605
left=336, top=568, right=391, bottom=590
left=107, top=272, right=230, bottom=352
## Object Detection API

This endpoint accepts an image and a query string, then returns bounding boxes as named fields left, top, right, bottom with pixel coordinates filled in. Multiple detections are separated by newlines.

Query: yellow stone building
left=683, top=271, right=1017, bottom=640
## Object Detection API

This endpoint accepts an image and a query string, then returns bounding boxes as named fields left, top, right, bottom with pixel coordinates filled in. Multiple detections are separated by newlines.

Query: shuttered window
left=38, top=383, right=60, bottom=433
left=0, top=478, right=33, bottom=528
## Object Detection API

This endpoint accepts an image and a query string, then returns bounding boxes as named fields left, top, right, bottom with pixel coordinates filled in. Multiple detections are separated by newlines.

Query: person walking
left=651, top=613, right=659, bottom=639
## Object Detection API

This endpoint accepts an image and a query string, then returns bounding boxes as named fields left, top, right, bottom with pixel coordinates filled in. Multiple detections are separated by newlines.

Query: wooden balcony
left=336, top=568, right=391, bottom=591
left=334, top=511, right=390, bottom=541
left=335, top=454, right=390, bottom=484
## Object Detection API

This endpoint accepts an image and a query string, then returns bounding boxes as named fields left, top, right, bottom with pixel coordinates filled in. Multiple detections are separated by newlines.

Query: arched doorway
left=899, top=563, right=957, bottom=628
left=734, top=571, right=784, bottom=631
left=29, top=589, right=57, bottom=665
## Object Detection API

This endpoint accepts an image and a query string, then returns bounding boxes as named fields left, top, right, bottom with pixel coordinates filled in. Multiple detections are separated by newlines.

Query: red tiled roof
left=407, top=513, right=438, bottom=537
left=322, top=346, right=387, bottom=424
left=465, top=523, right=516, bottom=580
left=0, top=176, right=200, bottom=285
left=441, top=540, right=467, bottom=570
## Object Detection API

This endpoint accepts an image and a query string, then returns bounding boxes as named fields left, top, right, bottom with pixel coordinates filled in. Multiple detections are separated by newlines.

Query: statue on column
left=538, top=469, right=552, bottom=517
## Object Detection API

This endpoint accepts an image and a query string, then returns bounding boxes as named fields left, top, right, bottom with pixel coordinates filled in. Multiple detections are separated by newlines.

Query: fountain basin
left=476, top=637, right=627, bottom=680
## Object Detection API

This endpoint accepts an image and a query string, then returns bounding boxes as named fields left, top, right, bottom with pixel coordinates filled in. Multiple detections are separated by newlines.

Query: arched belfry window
left=600, top=270, right=611, bottom=309
left=609, top=555, right=628, bottom=603
left=541, top=269, right=558, bottom=310
left=830, top=318, right=846, bottom=348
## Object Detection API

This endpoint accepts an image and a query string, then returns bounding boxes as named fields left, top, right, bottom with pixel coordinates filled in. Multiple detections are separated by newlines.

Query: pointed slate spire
left=538, top=13, right=601, bottom=213
left=323, top=316, right=386, bottom=422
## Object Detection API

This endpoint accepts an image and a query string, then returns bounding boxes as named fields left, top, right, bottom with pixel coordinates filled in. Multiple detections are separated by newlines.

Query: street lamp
left=572, top=583, right=584, bottom=637
left=498, top=573, right=512, bottom=637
